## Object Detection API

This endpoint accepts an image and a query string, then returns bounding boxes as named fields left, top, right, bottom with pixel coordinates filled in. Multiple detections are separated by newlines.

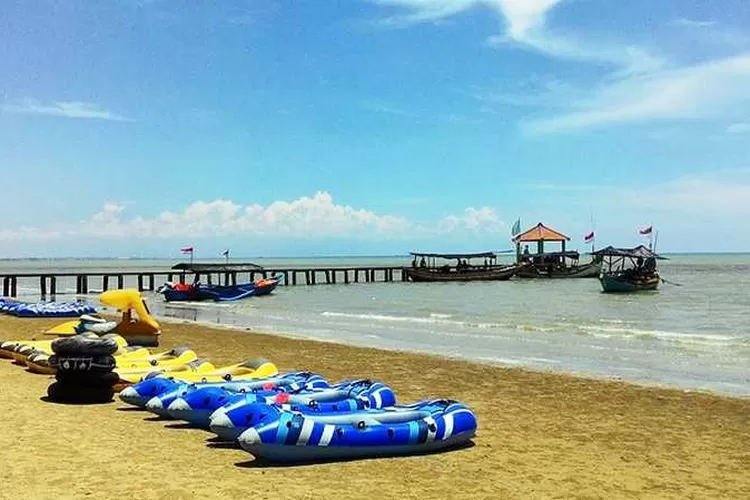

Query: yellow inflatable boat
left=113, top=359, right=278, bottom=391
left=25, top=346, right=198, bottom=376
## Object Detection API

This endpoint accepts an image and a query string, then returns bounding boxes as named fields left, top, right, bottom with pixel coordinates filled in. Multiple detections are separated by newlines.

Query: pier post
left=325, top=270, right=331, bottom=285
left=50, top=276, right=57, bottom=296
left=137, top=275, right=144, bottom=292
left=118, top=275, right=124, bottom=289
left=354, top=270, right=359, bottom=283
left=81, top=276, right=88, bottom=294
left=250, top=272, right=256, bottom=281
left=103, top=275, right=109, bottom=291
left=168, top=273, right=174, bottom=283
left=10, top=277, right=17, bottom=297
left=148, top=274, right=155, bottom=291
left=206, top=273, right=212, bottom=285
left=282, top=271, right=289, bottom=286
left=344, top=270, right=349, bottom=284
left=370, top=269, right=376, bottom=282
left=76, top=276, right=82, bottom=294
left=232, top=272, right=237, bottom=285
left=2, top=277, right=8, bottom=297
left=292, top=271, right=297, bottom=286
left=262, top=271, right=268, bottom=279
left=305, top=271, right=311, bottom=285
left=40, top=276, right=47, bottom=298
left=311, top=271, right=317, bottom=285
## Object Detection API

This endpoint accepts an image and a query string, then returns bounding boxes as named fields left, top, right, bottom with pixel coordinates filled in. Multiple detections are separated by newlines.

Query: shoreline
left=1, top=315, right=749, bottom=499
left=148, top=307, right=750, bottom=400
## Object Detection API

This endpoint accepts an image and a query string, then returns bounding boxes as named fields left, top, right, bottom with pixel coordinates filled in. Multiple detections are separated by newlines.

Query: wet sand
left=0, top=315, right=748, bottom=500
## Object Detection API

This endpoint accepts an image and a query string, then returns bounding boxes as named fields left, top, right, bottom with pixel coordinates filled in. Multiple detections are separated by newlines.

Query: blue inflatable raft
left=0, top=298, right=96, bottom=318
left=232, top=399, right=477, bottom=463
left=208, top=379, right=396, bottom=440
left=142, top=372, right=328, bottom=417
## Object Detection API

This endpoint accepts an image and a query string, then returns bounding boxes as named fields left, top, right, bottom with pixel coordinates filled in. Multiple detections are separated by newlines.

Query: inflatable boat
left=120, top=371, right=322, bottom=409
left=166, top=377, right=385, bottom=428
left=232, top=399, right=477, bottom=463
left=161, top=374, right=332, bottom=425
left=0, top=298, right=96, bottom=318
left=209, top=380, right=396, bottom=441
left=114, top=358, right=278, bottom=392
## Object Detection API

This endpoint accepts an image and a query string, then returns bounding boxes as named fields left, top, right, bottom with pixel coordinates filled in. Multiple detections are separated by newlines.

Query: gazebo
left=512, top=223, right=571, bottom=261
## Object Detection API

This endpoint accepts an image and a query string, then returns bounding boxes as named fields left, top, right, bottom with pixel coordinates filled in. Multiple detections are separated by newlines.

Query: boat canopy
left=172, top=262, right=265, bottom=272
left=513, top=223, right=570, bottom=243
left=591, top=245, right=667, bottom=260
left=409, top=251, right=497, bottom=260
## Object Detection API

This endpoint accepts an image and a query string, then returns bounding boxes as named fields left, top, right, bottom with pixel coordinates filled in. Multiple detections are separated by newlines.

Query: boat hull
left=599, top=273, right=660, bottom=293
left=403, top=266, right=517, bottom=282
left=516, top=261, right=602, bottom=279
left=162, top=280, right=278, bottom=302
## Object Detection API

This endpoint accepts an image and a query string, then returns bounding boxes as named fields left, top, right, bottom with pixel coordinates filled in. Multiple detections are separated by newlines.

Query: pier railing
left=0, top=266, right=408, bottom=299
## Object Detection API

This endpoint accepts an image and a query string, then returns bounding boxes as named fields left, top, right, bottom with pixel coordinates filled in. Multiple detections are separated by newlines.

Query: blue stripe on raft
left=407, top=421, right=419, bottom=445
left=275, top=413, right=293, bottom=444
left=284, top=414, right=306, bottom=445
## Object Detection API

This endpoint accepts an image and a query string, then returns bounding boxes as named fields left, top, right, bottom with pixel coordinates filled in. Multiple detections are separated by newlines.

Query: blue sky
left=2, top=0, right=750, bottom=257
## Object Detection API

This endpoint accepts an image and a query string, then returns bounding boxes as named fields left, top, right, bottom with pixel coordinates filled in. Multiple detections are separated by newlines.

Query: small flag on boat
left=584, top=231, right=595, bottom=243
left=180, top=246, right=194, bottom=254
left=511, top=218, right=521, bottom=237
left=221, top=249, right=230, bottom=257
left=639, top=225, right=653, bottom=235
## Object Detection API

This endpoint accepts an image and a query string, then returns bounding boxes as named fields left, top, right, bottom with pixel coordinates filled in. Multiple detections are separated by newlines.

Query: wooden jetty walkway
left=0, top=263, right=408, bottom=299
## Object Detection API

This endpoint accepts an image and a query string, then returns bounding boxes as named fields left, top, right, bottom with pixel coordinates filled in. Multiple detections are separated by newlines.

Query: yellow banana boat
left=113, top=359, right=278, bottom=391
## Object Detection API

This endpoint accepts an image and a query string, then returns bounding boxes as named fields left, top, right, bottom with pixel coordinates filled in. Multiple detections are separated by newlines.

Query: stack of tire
left=47, top=334, right=119, bottom=404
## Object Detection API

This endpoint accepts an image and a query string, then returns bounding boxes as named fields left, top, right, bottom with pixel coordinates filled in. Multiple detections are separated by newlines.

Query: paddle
left=661, top=277, right=683, bottom=287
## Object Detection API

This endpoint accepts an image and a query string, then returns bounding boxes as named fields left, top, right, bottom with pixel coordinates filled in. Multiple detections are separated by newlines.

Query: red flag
left=180, top=246, right=194, bottom=254
left=639, top=226, right=653, bottom=235
left=584, top=231, right=595, bottom=243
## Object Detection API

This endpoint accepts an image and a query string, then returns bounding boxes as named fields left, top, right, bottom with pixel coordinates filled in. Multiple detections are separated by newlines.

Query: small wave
left=578, top=325, right=742, bottom=347
left=320, top=311, right=512, bottom=330
left=429, top=313, right=452, bottom=319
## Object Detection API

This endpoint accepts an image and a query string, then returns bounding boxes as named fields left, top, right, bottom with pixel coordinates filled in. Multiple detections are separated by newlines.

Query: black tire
left=55, top=371, right=120, bottom=388
left=46, top=382, right=114, bottom=404
left=51, top=355, right=116, bottom=373
left=51, top=336, right=118, bottom=356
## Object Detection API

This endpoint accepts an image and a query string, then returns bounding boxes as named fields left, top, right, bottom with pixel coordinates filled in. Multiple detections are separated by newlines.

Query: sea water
left=1, top=255, right=748, bottom=396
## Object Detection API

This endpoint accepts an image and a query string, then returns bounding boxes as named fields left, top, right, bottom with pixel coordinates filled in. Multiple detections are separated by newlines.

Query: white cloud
left=0, top=192, right=507, bottom=242
left=370, top=0, right=663, bottom=75
left=437, top=206, right=505, bottom=233
left=1, top=99, right=130, bottom=121
left=615, top=171, right=750, bottom=216
left=670, top=18, right=717, bottom=29
left=525, top=53, right=750, bottom=134
left=727, top=122, right=750, bottom=134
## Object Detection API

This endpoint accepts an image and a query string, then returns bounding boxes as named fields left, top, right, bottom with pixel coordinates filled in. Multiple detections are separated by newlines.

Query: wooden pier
left=0, top=266, right=408, bottom=299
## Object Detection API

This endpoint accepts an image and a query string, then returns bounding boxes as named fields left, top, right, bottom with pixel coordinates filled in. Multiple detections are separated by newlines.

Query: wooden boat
left=591, top=245, right=666, bottom=293
left=512, top=223, right=601, bottom=279
left=403, top=252, right=519, bottom=282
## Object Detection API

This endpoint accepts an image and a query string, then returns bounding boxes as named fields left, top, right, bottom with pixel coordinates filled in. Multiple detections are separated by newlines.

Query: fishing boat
left=513, top=223, right=602, bottom=279
left=403, top=252, right=518, bottom=282
left=157, top=263, right=279, bottom=302
left=592, top=245, right=666, bottom=293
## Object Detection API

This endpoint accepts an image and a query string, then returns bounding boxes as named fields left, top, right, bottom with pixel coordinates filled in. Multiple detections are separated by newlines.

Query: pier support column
left=118, top=275, right=124, bottom=289
left=137, top=275, right=144, bottom=292
left=2, top=277, right=9, bottom=297
left=305, top=271, right=311, bottom=285
left=40, top=276, right=47, bottom=298
left=148, top=274, right=155, bottom=291
left=10, top=277, right=17, bottom=297
left=50, top=276, right=57, bottom=297
left=325, top=270, right=331, bottom=284
left=103, top=275, right=109, bottom=291
left=344, top=270, right=349, bottom=284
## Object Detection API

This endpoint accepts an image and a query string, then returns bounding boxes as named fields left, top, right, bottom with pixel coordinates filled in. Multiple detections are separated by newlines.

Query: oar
left=661, top=277, right=683, bottom=287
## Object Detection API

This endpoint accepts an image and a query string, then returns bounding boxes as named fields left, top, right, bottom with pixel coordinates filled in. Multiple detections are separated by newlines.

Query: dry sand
left=0, top=315, right=748, bottom=500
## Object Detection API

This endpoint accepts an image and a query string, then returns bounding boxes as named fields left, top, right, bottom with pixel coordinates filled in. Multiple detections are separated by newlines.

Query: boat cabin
left=513, top=223, right=574, bottom=266
left=408, top=251, right=500, bottom=272
left=591, top=245, right=666, bottom=275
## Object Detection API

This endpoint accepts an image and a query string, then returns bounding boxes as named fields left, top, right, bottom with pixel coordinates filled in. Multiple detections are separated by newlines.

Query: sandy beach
left=0, top=315, right=748, bottom=500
